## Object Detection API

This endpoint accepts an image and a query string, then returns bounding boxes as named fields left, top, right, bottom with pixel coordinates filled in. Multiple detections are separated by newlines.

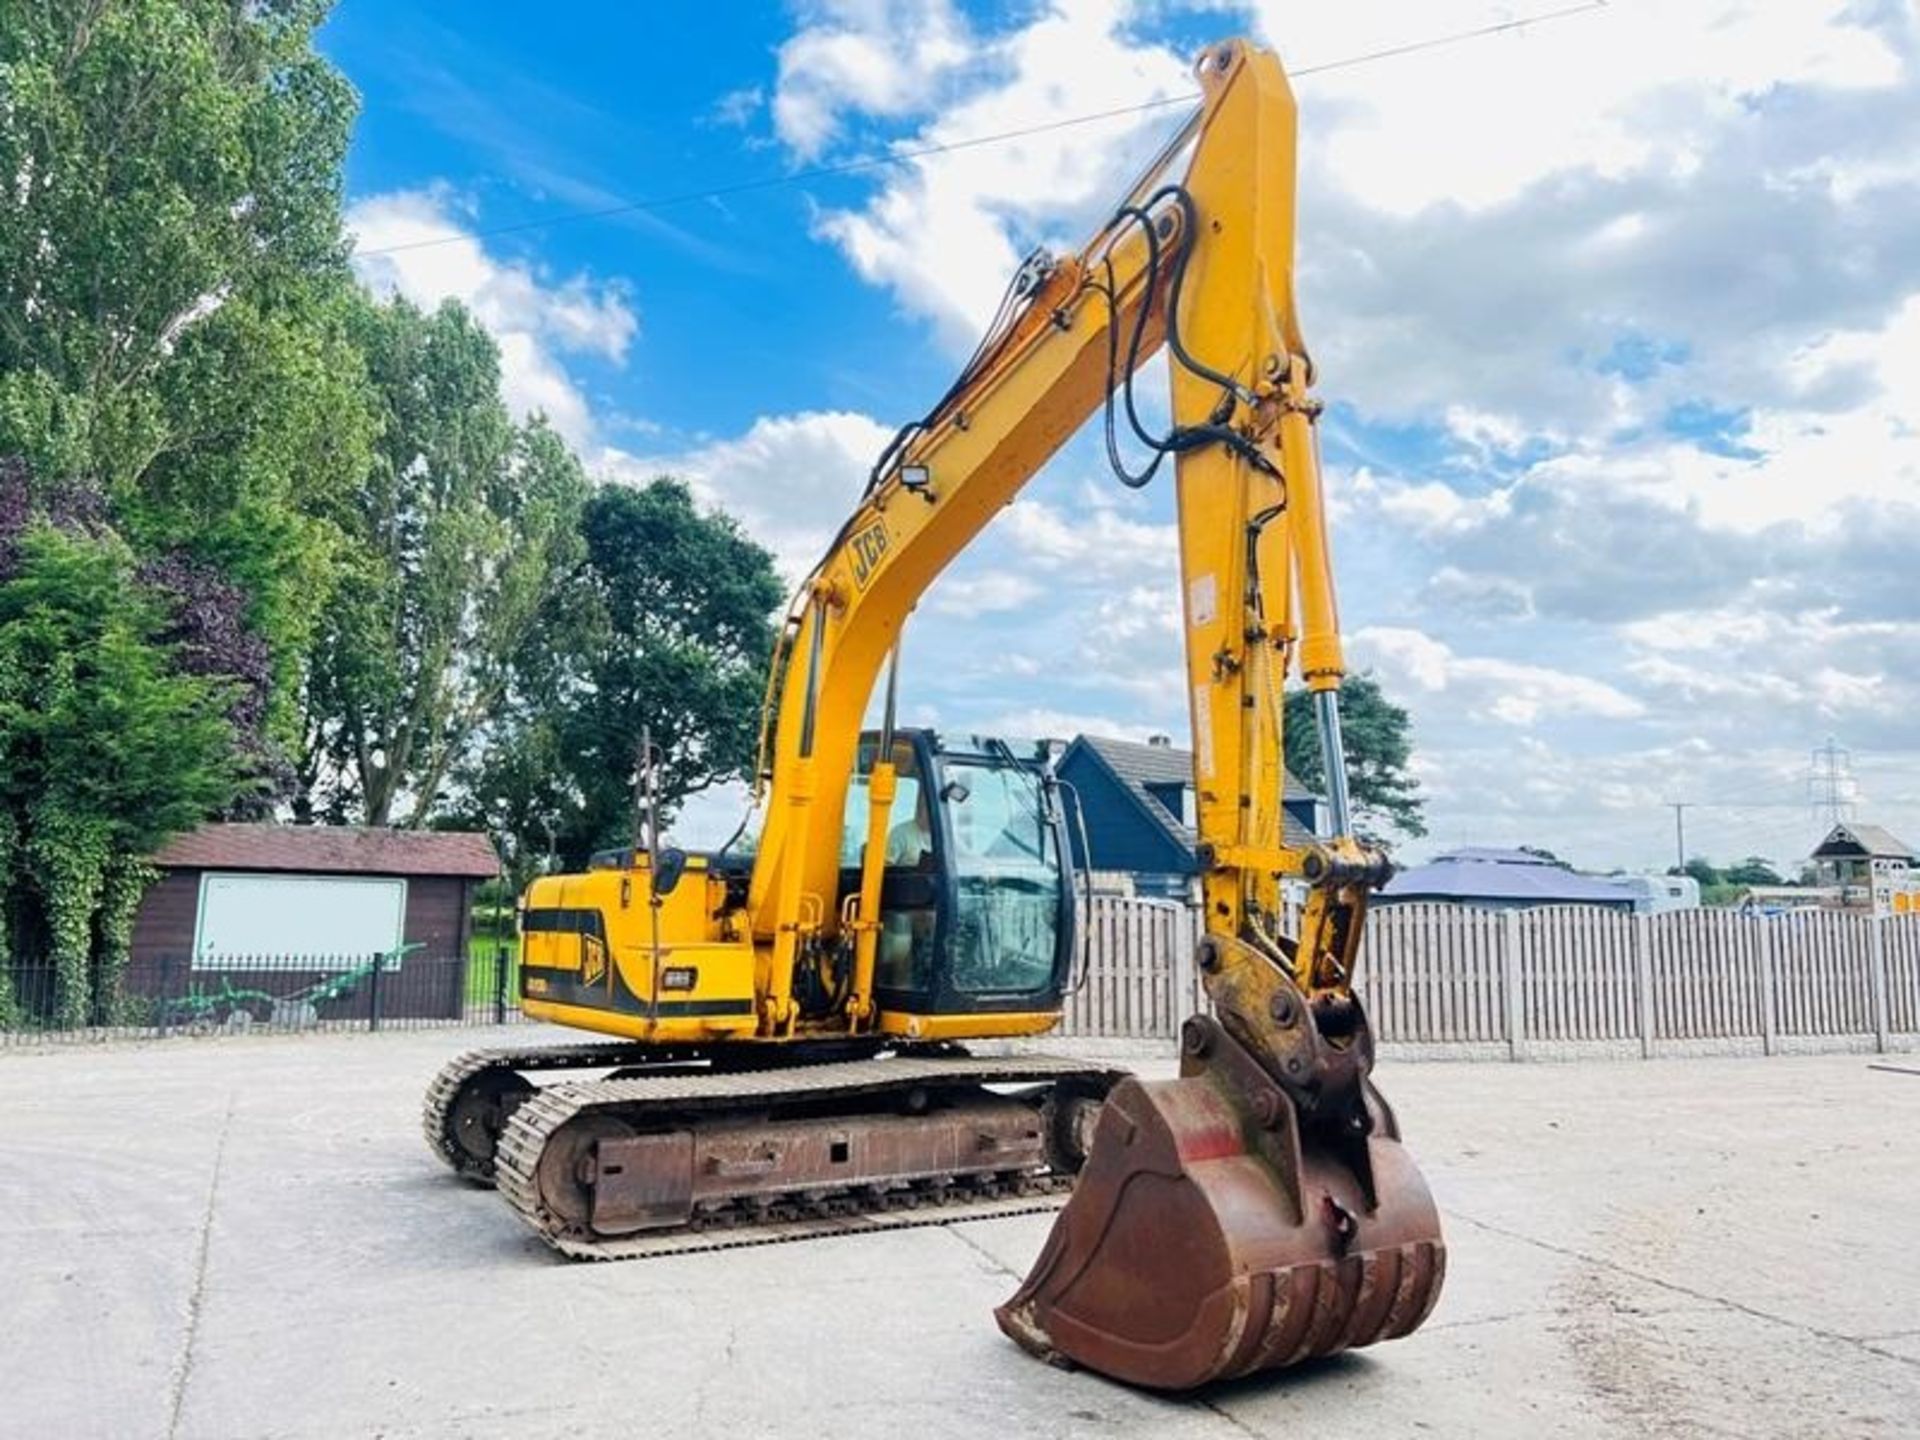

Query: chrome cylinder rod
left=878, top=635, right=900, bottom=755
left=1312, top=688, right=1355, bottom=838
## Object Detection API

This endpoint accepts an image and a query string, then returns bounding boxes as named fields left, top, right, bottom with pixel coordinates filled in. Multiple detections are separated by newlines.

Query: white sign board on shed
left=193, top=873, right=407, bottom=968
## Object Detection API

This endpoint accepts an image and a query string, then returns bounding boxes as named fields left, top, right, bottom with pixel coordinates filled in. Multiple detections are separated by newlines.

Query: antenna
left=629, top=726, right=667, bottom=858
left=640, top=723, right=665, bottom=1023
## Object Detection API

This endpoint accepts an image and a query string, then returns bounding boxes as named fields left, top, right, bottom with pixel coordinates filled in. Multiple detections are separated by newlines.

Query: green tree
left=297, top=297, right=589, bottom=827
left=130, top=289, right=378, bottom=744
left=0, top=525, right=243, bottom=1024
left=447, top=711, right=571, bottom=897
left=0, top=0, right=376, bottom=761
left=456, top=479, right=784, bottom=878
left=1672, top=856, right=1722, bottom=888
left=0, top=0, right=356, bottom=483
left=1721, top=856, right=1784, bottom=887
left=1283, top=672, right=1427, bottom=839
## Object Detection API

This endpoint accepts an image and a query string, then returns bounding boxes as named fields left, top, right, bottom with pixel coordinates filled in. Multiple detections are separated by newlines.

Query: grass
left=465, top=934, right=520, bottom=1006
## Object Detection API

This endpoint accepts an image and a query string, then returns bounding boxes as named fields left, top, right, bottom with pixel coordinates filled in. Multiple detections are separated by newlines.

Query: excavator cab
left=837, top=729, right=1076, bottom=1027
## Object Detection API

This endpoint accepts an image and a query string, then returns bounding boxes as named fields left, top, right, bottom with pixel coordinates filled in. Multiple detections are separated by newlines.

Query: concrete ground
left=2, top=1031, right=1917, bottom=1440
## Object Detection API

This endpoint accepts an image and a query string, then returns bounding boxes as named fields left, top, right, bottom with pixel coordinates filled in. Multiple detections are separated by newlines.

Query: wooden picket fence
left=1059, top=895, right=1199, bottom=1039
left=1059, top=896, right=1920, bottom=1057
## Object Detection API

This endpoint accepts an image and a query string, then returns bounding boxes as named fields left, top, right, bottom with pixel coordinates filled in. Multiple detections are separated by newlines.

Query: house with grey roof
left=1055, top=734, right=1322, bottom=901
left=1809, top=822, right=1914, bottom=909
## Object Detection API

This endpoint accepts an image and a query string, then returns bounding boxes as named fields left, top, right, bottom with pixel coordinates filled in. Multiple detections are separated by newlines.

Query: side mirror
left=941, top=779, right=970, bottom=805
left=653, top=846, right=689, bottom=897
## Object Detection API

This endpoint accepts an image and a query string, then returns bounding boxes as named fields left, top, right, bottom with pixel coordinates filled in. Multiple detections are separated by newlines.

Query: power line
left=354, top=1, right=1614, bottom=260
left=1655, top=792, right=1835, bottom=869
left=356, top=95, right=1197, bottom=258
left=1672, top=794, right=1825, bottom=811
left=1291, top=0, right=1612, bottom=77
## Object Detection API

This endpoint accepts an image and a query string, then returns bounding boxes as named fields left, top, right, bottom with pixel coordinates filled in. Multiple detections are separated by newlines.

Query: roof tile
left=1074, top=734, right=1318, bottom=850
left=151, top=824, right=500, bottom=879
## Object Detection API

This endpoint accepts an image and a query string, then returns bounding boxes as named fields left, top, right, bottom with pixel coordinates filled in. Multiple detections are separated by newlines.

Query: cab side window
left=840, top=740, right=930, bottom=870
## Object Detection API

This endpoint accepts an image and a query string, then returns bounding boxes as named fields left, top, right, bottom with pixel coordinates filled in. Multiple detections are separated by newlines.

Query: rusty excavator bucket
left=997, top=939, right=1445, bottom=1390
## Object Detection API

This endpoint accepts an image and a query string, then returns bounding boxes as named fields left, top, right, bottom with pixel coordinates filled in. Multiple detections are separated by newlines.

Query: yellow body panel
left=519, top=856, right=759, bottom=1042
left=518, top=995, right=758, bottom=1043
left=875, top=1010, right=1063, bottom=1043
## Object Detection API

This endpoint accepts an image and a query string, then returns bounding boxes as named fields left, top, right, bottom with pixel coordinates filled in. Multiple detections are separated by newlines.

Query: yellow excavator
left=424, top=37, right=1444, bottom=1389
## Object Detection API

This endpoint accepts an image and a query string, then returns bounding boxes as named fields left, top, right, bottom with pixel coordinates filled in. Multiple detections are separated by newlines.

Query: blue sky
left=322, top=6, right=929, bottom=434
left=323, top=1, right=1920, bottom=872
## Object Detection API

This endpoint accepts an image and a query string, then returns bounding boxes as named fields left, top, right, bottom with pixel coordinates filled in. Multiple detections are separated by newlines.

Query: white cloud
left=799, top=1, right=1192, bottom=348
left=1421, top=566, right=1534, bottom=620
left=1618, top=607, right=1920, bottom=743
left=711, top=85, right=765, bottom=129
left=927, top=570, right=1043, bottom=617
left=608, top=410, right=895, bottom=582
left=981, top=705, right=1165, bottom=746
left=773, top=0, right=976, bottom=159
left=1623, top=654, right=1805, bottom=709
left=998, top=497, right=1178, bottom=581
left=1618, top=608, right=1775, bottom=654
left=1363, top=475, right=1493, bottom=536
left=646, top=2, right=1920, bottom=870
left=1249, top=0, right=1904, bottom=216
left=772, top=0, right=1920, bottom=867
left=348, top=189, right=637, bottom=447
left=1388, top=733, right=1839, bottom=874
left=1353, top=626, right=1646, bottom=726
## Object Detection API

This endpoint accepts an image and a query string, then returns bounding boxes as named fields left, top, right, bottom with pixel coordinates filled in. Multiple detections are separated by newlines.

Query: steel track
left=491, top=1054, right=1124, bottom=1261
left=421, top=1040, right=691, bottom=1181
left=421, top=1038, right=885, bottom=1182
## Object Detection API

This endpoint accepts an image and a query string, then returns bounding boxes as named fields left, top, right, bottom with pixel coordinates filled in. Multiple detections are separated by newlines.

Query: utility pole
left=1665, top=802, right=1691, bottom=873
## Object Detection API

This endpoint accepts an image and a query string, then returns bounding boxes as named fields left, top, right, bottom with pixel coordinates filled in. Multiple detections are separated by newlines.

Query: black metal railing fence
left=0, top=943, right=527, bottom=1047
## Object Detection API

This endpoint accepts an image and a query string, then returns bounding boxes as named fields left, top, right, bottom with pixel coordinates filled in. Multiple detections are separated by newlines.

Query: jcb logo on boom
left=850, top=521, right=890, bottom=590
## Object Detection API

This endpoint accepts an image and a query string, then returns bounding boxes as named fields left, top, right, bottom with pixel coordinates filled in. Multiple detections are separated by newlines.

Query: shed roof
left=1810, top=823, right=1914, bottom=861
left=1381, top=849, right=1637, bottom=907
left=1069, top=735, right=1319, bottom=851
left=151, top=824, right=500, bottom=878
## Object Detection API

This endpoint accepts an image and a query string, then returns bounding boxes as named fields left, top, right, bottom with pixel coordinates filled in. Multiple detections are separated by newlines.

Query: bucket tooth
left=995, top=1020, right=1444, bottom=1390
